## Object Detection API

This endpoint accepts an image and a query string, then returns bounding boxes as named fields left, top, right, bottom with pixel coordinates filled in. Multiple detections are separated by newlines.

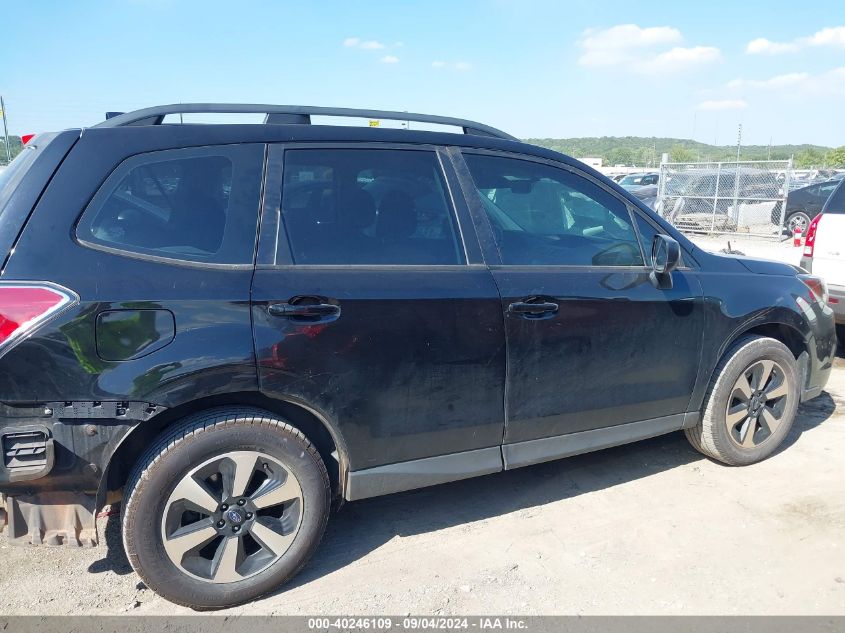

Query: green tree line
left=0, top=136, right=24, bottom=163
left=523, top=136, right=845, bottom=168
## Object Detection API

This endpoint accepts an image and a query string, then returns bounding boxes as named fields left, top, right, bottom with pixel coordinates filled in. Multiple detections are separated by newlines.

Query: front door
left=456, top=151, right=704, bottom=459
left=251, top=145, right=506, bottom=473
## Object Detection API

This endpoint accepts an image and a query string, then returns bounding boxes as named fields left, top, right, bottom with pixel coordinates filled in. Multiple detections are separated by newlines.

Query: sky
left=2, top=0, right=844, bottom=146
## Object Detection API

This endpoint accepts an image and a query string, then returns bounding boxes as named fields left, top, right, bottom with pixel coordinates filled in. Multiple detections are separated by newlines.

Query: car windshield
left=619, top=175, right=644, bottom=185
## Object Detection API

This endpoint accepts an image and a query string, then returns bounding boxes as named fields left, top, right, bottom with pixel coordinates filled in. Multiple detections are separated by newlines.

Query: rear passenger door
left=251, top=145, right=506, bottom=476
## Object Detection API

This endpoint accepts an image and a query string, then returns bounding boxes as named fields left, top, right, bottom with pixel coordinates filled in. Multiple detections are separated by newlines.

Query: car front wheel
left=685, top=336, right=800, bottom=465
left=122, top=408, right=331, bottom=609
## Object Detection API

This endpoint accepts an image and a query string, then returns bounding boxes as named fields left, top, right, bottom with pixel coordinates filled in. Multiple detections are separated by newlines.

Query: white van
left=801, top=179, right=845, bottom=324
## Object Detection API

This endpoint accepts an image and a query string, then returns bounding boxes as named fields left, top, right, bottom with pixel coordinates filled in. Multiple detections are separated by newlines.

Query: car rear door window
left=463, top=153, right=644, bottom=266
left=279, top=148, right=464, bottom=265
left=77, top=144, right=264, bottom=264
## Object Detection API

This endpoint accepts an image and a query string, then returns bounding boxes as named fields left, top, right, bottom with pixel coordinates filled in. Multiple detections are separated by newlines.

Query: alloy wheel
left=160, top=451, right=303, bottom=583
left=725, top=359, right=791, bottom=449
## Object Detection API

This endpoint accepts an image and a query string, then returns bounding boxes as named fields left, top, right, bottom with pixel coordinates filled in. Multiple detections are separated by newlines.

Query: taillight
left=21, top=134, right=36, bottom=145
left=798, top=274, right=828, bottom=305
left=0, top=283, right=77, bottom=356
left=803, top=213, right=822, bottom=257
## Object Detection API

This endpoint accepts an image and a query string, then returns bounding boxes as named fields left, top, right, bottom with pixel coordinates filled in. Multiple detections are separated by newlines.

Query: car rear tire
left=785, top=210, right=811, bottom=235
left=122, top=407, right=330, bottom=609
left=685, top=336, right=799, bottom=466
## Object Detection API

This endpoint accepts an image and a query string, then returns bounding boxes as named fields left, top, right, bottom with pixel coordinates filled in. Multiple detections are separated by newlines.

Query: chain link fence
left=655, top=160, right=792, bottom=237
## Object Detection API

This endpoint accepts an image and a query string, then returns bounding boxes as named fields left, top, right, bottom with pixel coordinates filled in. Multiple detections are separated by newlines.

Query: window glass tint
left=824, top=181, right=845, bottom=214
left=79, top=145, right=264, bottom=264
left=280, top=149, right=463, bottom=265
left=463, top=153, right=644, bottom=266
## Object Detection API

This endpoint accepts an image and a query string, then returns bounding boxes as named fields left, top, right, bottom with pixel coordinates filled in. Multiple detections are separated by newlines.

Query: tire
left=785, top=210, right=811, bottom=235
left=122, top=407, right=330, bottom=609
left=685, top=336, right=800, bottom=466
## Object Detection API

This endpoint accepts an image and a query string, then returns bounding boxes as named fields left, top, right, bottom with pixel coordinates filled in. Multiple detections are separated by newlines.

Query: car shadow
left=87, top=390, right=838, bottom=590
left=283, top=392, right=837, bottom=597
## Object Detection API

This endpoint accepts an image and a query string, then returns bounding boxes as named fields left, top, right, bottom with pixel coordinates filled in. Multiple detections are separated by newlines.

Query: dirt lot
left=1, top=354, right=844, bottom=616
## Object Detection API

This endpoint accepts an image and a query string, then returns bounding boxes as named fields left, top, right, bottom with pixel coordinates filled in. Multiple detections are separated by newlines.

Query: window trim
left=259, top=142, right=476, bottom=268
left=454, top=148, right=697, bottom=270
left=74, top=144, right=267, bottom=270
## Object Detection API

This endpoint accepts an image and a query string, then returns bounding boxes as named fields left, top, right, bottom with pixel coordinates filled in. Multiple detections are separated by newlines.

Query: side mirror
left=650, top=234, right=681, bottom=288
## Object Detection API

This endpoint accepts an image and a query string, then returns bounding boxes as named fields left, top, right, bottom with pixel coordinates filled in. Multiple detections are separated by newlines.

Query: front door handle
left=508, top=301, right=559, bottom=316
left=268, top=303, right=341, bottom=319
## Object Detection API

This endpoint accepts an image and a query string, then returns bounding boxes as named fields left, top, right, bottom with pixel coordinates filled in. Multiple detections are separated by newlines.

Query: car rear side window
left=279, top=148, right=464, bottom=265
left=463, top=153, right=644, bottom=267
left=825, top=182, right=845, bottom=215
left=77, top=144, right=264, bottom=264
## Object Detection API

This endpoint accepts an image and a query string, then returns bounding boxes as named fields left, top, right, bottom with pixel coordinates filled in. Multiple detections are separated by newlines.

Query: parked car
left=629, top=183, right=658, bottom=210
left=779, top=179, right=841, bottom=234
left=0, top=105, right=835, bottom=609
left=618, top=172, right=658, bottom=189
left=800, top=178, right=845, bottom=324
left=659, top=168, right=782, bottom=231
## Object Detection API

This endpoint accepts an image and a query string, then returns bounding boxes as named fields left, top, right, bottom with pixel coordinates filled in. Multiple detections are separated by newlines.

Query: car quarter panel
left=0, top=129, right=262, bottom=497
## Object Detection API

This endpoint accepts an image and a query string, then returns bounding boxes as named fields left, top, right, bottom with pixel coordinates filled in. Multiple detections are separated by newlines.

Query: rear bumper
left=829, top=284, right=845, bottom=325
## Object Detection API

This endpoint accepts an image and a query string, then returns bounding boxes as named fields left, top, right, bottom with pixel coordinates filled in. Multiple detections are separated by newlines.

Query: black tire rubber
left=122, top=407, right=330, bottom=609
left=685, top=335, right=800, bottom=466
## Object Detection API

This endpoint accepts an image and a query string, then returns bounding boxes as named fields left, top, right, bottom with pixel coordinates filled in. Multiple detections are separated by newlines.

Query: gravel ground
left=1, top=354, right=844, bottom=616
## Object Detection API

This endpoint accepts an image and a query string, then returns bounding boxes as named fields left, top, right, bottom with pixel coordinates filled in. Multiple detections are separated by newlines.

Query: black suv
left=0, top=105, right=836, bottom=608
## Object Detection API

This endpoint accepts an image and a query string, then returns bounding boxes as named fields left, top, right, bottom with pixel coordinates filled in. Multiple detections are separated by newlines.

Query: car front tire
left=685, top=336, right=800, bottom=466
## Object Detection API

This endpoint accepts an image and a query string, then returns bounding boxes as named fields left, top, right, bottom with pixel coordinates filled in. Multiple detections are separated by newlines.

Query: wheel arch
left=100, top=392, right=349, bottom=508
left=711, top=318, right=810, bottom=395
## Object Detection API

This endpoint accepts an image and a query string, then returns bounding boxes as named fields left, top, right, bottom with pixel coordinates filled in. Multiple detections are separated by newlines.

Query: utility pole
left=735, top=123, right=742, bottom=162
left=1, top=96, right=11, bottom=164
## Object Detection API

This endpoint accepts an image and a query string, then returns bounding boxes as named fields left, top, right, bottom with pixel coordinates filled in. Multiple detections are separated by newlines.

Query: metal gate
left=656, top=160, right=792, bottom=237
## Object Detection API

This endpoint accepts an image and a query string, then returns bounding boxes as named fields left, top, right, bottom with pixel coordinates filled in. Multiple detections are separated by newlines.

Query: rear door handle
left=508, top=301, right=559, bottom=316
left=268, top=303, right=340, bottom=318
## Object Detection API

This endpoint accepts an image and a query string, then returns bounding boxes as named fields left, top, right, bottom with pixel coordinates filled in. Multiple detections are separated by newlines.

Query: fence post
left=781, top=158, right=793, bottom=238
left=731, top=162, right=742, bottom=231
left=710, top=163, right=722, bottom=235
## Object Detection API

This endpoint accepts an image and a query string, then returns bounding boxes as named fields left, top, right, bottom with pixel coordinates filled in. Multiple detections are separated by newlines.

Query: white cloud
left=746, top=38, right=800, bottom=55
left=380, top=55, right=399, bottom=64
left=431, top=61, right=472, bottom=71
left=746, top=25, right=845, bottom=54
left=578, top=24, right=719, bottom=73
left=578, top=24, right=681, bottom=67
left=696, top=99, right=747, bottom=111
left=343, top=37, right=386, bottom=50
left=726, top=67, right=845, bottom=96
left=649, top=46, right=721, bottom=72
left=806, top=26, right=845, bottom=47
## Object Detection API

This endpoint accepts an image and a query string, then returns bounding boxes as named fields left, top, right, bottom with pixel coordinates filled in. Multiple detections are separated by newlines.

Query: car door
left=452, top=149, right=704, bottom=467
left=251, top=144, right=506, bottom=481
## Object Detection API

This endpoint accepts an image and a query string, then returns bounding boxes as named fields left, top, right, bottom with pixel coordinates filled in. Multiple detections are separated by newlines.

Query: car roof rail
left=93, top=103, right=517, bottom=140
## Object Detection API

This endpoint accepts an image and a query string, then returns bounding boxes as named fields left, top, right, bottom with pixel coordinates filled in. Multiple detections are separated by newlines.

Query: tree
left=669, top=145, right=695, bottom=162
left=826, top=146, right=845, bottom=168
left=794, top=148, right=825, bottom=168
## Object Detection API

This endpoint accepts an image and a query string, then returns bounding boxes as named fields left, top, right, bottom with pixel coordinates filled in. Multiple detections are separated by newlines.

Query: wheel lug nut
left=220, top=504, right=228, bottom=511
left=245, top=512, right=253, bottom=520
left=233, top=526, right=240, bottom=533
left=217, top=520, right=225, bottom=528
left=237, top=498, right=246, bottom=506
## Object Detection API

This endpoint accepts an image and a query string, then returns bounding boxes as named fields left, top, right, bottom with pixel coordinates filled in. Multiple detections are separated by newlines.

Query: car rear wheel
left=786, top=210, right=811, bottom=235
left=122, top=408, right=330, bottom=609
left=685, top=336, right=799, bottom=465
